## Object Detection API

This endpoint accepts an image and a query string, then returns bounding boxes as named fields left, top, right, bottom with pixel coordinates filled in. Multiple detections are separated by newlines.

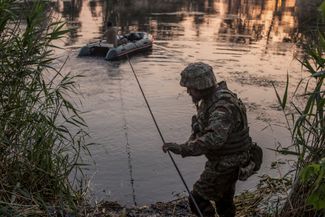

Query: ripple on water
left=58, top=0, right=305, bottom=205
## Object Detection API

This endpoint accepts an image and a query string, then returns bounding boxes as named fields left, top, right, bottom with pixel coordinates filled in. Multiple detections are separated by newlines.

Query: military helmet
left=180, top=62, right=216, bottom=90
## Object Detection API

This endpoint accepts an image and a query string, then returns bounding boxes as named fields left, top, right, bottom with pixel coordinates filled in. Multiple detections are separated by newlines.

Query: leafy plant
left=273, top=1, right=325, bottom=216
left=0, top=0, right=90, bottom=215
left=300, top=158, right=325, bottom=210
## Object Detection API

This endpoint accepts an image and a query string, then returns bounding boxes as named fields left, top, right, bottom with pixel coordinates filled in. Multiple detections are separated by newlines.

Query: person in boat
left=162, top=62, right=257, bottom=217
left=103, top=21, right=118, bottom=48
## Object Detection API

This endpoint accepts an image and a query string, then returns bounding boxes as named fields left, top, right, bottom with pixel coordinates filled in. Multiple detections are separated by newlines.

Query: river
left=54, top=0, right=306, bottom=206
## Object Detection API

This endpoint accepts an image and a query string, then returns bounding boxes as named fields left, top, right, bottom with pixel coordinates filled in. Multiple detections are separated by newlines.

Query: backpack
left=250, top=142, right=263, bottom=171
left=238, top=142, right=263, bottom=181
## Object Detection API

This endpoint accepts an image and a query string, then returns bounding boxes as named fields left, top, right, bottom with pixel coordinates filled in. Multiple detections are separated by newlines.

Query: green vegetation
left=0, top=0, right=90, bottom=216
left=273, top=1, right=325, bottom=216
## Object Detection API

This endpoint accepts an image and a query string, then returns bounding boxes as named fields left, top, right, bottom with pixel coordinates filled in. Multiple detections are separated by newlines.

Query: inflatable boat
left=78, top=32, right=153, bottom=60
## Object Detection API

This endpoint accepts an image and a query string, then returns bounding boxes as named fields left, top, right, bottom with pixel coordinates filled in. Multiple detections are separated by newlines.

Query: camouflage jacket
left=179, top=81, right=251, bottom=168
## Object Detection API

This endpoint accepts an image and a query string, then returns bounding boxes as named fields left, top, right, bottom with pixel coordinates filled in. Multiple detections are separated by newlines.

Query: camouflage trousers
left=189, top=186, right=236, bottom=217
left=189, top=152, right=249, bottom=216
left=193, top=152, right=249, bottom=199
left=190, top=169, right=237, bottom=217
left=189, top=157, right=247, bottom=217
left=193, top=164, right=238, bottom=200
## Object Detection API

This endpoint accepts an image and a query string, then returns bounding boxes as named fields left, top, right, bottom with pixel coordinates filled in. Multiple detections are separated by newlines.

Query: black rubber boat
left=78, top=32, right=153, bottom=60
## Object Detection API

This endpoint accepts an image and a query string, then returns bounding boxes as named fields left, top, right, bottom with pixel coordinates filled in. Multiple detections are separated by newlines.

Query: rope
left=126, top=55, right=203, bottom=217
left=118, top=76, right=137, bottom=206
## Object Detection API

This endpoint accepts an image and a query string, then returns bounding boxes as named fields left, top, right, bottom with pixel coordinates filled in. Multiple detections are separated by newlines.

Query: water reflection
left=52, top=0, right=299, bottom=49
left=218, top=0, right=297, bottom=45
left=53, top=0, right=311, bottom=206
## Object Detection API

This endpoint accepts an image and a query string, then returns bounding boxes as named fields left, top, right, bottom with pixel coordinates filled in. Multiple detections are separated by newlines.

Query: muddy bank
left=86, top=174, right=290, bottom=217
left=87, top=198, right=193, bottom=217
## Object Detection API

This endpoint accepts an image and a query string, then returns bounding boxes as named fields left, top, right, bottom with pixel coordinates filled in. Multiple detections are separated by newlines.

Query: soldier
left=103, top=21, right=118, bottom=48
left=162, top=62, right=255, bottom=217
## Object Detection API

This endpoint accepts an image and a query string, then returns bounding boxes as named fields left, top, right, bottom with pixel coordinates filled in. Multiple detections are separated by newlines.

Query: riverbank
left=84, top=174, right=290, bottom=217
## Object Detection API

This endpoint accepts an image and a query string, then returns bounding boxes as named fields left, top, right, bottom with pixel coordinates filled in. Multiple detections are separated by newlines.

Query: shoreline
left=85, top=174, right=290, bottom=217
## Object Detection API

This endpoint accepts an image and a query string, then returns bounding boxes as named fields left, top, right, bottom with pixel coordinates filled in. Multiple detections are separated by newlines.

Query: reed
left=0, top=0, right=90, bottom=216
left=273, top=1, right=325, bottom=216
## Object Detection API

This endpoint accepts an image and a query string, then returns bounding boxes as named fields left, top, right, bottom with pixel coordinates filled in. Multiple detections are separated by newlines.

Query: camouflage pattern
left=180, top=62, right=216, bottom=90
left=179, top=81, right=251, bottom=201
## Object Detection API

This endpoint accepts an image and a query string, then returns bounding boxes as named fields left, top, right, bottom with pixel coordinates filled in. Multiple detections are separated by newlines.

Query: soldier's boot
left=189, top=191, right=216, bottom=217
left=201, top=205, right=216, bottom=217
left=215, top=198, right=235, bottom=217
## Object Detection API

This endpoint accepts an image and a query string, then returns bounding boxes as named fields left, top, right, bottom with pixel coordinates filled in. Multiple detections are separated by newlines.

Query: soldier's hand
left=162, top=142, right=182, bottom=154
left=191, top=115, right=200, bottom=135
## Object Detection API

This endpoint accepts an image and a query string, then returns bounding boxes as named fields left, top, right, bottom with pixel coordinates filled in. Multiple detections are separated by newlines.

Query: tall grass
left=273, top=1, right=325, bottom=216
left=0, top=0, right=90, bottom=216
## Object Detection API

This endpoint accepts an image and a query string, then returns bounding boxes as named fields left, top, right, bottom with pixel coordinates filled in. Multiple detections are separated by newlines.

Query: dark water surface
left=54, top=0, right=306, bottom=206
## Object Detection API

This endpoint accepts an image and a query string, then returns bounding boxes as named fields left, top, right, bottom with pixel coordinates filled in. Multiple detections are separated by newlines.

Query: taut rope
left=126, top=55, right=203, bottom=217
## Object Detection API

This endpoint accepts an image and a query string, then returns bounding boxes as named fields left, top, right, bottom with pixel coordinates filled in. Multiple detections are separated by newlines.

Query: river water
left=54, top=0, right=307, bottom=206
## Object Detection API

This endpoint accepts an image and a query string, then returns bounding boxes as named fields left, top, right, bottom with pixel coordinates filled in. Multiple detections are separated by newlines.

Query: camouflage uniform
left=104, top=22, right=118, bottom=47
left=177, top=63, right=252, bottom=217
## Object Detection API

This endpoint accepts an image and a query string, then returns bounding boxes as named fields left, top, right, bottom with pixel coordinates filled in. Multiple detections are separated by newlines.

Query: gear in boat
left=78, top=32, right=153, bottom=60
